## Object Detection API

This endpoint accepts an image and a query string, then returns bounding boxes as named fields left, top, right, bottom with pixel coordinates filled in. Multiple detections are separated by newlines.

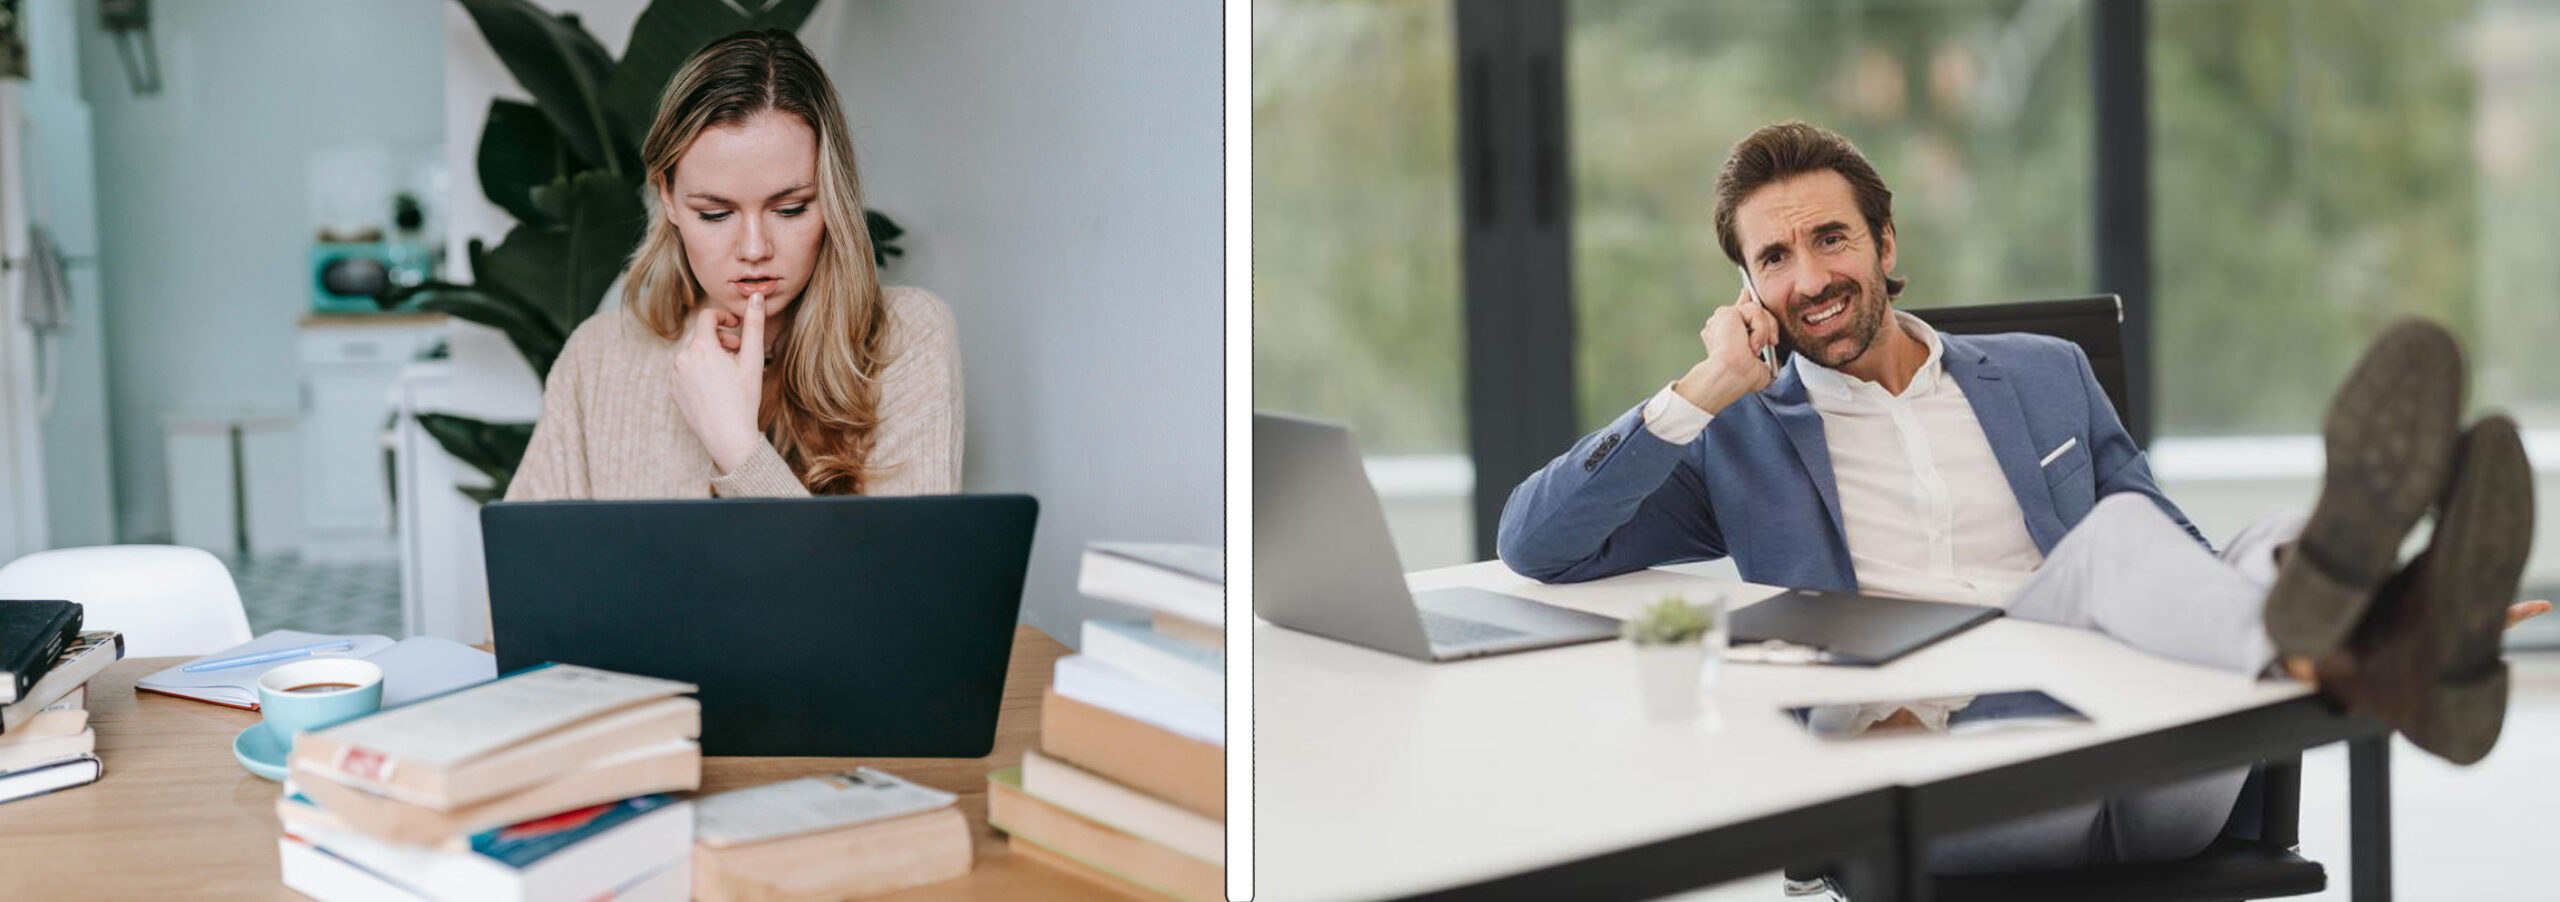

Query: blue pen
left=181, top=639, right=355, bottom=672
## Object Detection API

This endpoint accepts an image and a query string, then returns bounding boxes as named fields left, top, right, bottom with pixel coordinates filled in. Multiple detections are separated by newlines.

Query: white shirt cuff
left=1641, top=383, right=1713, bottom=444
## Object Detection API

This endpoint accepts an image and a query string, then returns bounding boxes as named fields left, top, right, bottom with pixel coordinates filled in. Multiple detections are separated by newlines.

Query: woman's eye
left=778, top=205, right=809, bottom=217
left=696, top=211, right=731, bottom=223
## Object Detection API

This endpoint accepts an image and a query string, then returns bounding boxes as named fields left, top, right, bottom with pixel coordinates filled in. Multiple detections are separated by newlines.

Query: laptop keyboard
left=1420, top=610, right=1530, bottom=646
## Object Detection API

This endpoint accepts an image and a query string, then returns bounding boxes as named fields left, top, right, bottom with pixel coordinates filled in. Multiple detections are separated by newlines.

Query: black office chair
left=1780, top=295, right=2327, bottom=902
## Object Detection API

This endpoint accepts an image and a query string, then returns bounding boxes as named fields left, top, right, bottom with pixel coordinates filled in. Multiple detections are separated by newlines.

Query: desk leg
left=2349, top=733, right=2392, bottom=901
left=1840, top=829, right=1921, bottom=902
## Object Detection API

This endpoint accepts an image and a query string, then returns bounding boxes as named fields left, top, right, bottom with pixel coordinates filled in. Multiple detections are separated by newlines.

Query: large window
left=1569, top=0, right=2096, bottom=430
left=2152, top=0, right=2560, bottom=435
left=1252, top=0, right=1474, bottom=567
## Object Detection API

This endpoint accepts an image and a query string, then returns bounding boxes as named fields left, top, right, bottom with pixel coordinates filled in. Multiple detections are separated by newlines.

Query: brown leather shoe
left=2263, top=320, right=2466, bottom=657
left=2316, top=415, right=2532, bottom=764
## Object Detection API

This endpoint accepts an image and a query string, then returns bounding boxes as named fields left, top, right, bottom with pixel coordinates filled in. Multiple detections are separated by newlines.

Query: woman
left=508, top=29, right=960, bottom=500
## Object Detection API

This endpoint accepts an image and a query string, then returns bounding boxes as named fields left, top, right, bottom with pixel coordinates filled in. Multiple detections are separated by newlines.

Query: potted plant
left=1624, top=594, right=1723, bottom=720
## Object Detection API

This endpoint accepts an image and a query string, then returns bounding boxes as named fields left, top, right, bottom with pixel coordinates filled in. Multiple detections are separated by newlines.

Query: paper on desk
left=363, top=636, right=497, bottom=707
left=134, top=631, right=497, bottom=710
left=692, top=767, right=958, bottom=848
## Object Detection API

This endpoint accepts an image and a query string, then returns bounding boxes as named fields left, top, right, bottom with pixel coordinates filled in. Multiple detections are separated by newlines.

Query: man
left=1495, top=121, right=2544, bottom=874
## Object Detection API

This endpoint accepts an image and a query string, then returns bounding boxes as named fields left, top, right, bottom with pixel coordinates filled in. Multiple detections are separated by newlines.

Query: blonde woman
left=509, top=29, right=960, bottom=500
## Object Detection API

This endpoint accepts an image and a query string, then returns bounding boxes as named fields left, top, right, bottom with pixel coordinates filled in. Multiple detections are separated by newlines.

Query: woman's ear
left=656, top=175, right=679, bottom=227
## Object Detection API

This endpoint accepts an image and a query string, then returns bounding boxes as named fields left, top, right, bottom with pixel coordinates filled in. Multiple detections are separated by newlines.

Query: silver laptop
left=1254, top=412, right=1620, bottom=661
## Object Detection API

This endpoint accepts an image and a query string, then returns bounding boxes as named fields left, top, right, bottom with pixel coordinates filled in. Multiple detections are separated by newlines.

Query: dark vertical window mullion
left=2092, top=0, right=2154, bottom=446
left=1455, top=0, right=1578, bottom=558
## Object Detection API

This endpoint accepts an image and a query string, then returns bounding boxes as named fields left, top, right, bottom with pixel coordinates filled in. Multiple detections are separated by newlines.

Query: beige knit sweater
left=505, top=286, right=963, bottom=501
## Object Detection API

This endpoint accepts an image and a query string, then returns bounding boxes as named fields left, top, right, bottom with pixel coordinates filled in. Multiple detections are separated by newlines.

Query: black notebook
left=0, top=600, right=82, bottom=705
left=1728, top=589, right=1999, bottom=666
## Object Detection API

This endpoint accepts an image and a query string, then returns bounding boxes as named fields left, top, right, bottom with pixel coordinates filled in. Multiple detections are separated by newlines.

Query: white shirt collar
left=1795, top=309, right=1943, bottom=403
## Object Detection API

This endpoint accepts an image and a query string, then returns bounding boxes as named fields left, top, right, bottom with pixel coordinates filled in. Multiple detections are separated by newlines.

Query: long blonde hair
left=622, top=29, right=889, bottom=494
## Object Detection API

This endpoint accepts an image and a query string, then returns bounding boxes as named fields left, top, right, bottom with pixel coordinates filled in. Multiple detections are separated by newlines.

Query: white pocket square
left=2039, top=437, right=2080, bottom=468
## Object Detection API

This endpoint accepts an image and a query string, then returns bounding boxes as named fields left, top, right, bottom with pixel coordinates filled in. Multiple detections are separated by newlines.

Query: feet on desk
left=2294, top=414, right=2536, bottom=765
left=2263, top=319, right=2466, bottom=659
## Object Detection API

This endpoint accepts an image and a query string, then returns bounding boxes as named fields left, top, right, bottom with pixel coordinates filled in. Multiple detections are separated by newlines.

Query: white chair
left=0, top=545, right=254, bottom=657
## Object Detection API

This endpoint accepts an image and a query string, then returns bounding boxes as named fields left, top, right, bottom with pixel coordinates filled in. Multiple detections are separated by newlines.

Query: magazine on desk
left=134, top=630, right=494, bottom=711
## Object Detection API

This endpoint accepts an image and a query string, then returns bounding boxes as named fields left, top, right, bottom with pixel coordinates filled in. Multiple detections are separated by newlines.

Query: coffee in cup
left=257, top=657, right=385, bottom=738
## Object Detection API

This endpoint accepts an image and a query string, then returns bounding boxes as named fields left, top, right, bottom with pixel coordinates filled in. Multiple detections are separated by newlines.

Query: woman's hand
left=2509, top=600, right=2553, bottom=630
left=671, top=293, right=766, bottom=475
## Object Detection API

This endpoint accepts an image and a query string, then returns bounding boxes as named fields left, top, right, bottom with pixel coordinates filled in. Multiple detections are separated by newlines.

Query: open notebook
left=135, top=630, right=496, bottom=710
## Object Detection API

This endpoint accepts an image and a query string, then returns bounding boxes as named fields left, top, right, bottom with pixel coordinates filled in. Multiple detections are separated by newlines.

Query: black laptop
left=482, top=495, right=1038, bottom=757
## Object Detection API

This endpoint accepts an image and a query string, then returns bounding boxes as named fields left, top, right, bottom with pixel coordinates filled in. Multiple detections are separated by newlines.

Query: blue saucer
left=233, top=722, right=290, bottom=781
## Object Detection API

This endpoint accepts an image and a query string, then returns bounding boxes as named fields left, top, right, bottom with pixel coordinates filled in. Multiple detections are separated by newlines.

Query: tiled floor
left=214, top=552, right=403, bottom=638
left=1659, top=652, right=2560, bottom=900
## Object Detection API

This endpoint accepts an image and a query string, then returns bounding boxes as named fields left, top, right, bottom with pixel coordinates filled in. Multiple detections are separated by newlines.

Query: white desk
left=1257, top=561, right=2350, bottom=901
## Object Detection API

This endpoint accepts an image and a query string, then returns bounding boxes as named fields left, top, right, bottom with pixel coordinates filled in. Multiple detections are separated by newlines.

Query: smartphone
left=1737, top=265, right=1782, bottom=379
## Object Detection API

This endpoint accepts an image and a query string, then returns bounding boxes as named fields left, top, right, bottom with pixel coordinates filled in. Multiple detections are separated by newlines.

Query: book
left=0, top=717, right=94, bottom=774
left=0, top=752, right=100, bottom=805
left=294, top=663, right=694, bottom=797
left=280, top=835, right=690, bottom=902
left=287, top=739, right=702, bottom=845
left=278, top=794, right=693, bottom=902
left=1041, top=688, right=1222, bottom=819
left=1153, top=611, right=1223, bottom=650
left=987, top=768, right=1220, bottom=902
left=293, top=696, right=699, bottom=810
left=1081, top=619, right=1222, bottom=706
left=692, top=807, right=973, bottom=902
left=1080, top=543, right=1223, bottom=626
left=135, top=630, right=493, bottom=710
left=0, top=600, right=80, bottom=704
left=1022, top=749, right=1222, bottom=863
left=1054, top=654, right=1222, bottom=745
left=0, top=632, right=119, bottom=734
left=694, top=767, right=957, bottom=849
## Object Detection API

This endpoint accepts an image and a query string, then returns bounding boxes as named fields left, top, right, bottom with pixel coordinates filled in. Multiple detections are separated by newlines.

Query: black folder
left=1728, top=589, right=2000, bottom=666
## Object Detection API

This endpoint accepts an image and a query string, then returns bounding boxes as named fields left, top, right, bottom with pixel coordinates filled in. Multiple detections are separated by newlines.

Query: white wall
left=77, top=0, right=447, bottom=542
left=816, top=3, right=1225, bottom=646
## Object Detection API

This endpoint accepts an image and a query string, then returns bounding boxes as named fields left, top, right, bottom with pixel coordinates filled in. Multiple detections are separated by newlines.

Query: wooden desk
left=0, top=626, right=1141, bottom=901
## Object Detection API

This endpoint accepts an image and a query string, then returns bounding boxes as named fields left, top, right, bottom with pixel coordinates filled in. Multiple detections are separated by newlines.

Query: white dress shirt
left=1641, top=311, right=2044, bottom=607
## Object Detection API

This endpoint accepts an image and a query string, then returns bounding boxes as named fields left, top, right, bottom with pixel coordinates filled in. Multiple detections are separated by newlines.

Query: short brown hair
left=1712, top=121, right=1905, bottom=297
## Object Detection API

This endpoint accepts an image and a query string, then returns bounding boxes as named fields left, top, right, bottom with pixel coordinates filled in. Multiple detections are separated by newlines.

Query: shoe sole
left=2405, top=415, right=2533, bottom=763
left=2263, top=321, right=2465, bottom=657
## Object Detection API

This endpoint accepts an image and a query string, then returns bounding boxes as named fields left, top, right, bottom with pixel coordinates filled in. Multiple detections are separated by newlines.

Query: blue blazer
left=1496, top=332, right=2204, bottom=588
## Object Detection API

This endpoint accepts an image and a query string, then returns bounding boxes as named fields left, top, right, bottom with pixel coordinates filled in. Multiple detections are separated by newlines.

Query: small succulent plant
left=1623, top=595, right=1716, bottom=646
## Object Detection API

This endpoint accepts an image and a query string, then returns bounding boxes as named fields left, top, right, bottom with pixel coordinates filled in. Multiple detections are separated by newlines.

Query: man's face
left=1731, top=170, right=1898, bottom=370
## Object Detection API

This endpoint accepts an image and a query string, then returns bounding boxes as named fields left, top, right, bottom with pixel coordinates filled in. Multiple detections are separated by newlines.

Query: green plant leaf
left=561, top=171, right=649, bottom=326
left=456, top=0, right=632, bottom=178
left=606, top=0, right=824, bottom=149
left=415, top=413, right=536, bottom=502
left=865, top=208, right=904, bottom=265
left=476, top=98, right=579, bottom=227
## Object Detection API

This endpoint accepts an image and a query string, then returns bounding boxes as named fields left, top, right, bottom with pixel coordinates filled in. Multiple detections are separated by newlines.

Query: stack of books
left=990, top=543, right=1224, bottom=902
left=276, top=663, right=704, bottom=902
left=692, top=767, right=975, bottom=901
left=0, top=601, right=124, bottom=805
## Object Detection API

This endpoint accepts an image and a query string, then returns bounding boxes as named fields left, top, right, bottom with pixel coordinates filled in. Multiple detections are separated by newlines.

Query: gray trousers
left=1928, top=493, right=2306, bottom=875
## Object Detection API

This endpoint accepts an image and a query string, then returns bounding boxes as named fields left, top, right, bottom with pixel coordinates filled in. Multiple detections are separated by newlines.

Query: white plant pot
left=1632, top=641, right=1709, bottom=720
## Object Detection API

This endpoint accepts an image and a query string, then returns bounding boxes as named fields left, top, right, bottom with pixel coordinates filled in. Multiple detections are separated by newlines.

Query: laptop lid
left=482, top=495, right=1038, bottom=757
left=1728, top=589, right=2001, bottom=666
left=1251, top=412, right=1436, bottom=659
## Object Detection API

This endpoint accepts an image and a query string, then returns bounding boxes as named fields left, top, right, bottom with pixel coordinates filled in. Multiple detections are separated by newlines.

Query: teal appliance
left=310, top=241, right=433, bottom=313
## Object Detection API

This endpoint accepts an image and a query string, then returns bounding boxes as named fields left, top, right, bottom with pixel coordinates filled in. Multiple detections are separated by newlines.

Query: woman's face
left=660, top=109, right=824, bottom=327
